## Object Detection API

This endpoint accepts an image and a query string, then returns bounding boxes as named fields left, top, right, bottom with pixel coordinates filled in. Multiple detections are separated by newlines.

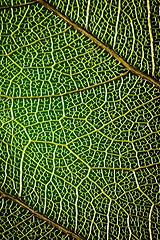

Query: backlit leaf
left=0, top=0, right=160, bottom=239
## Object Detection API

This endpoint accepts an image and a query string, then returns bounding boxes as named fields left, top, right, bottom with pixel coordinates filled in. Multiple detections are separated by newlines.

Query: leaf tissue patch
left=0, top=0, right=160, bottom=239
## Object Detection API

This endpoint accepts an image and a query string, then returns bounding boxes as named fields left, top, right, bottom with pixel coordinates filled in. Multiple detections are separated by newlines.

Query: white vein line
left=104, top=83, right=107, bottom=102
left=85, top=0, right=91, bottom=29
left=61, top=96, right=65, bottom=117
left=75, top=0, right=80, bottom=22
left=65, top=0, right=70, bottom=15
left=11, top=99, right=14, bottom=120
left=57, top=193, right=63, bottom=223
left=43, top=185, right=47, bottom=214
left=74, top=188, right=79, bottom=233
left=106, top=199, right=111, bottom=240
left=113, top=0, right=121, bottom=49
left=127, top=214, right=132, bottom=240
left=149, top=204, right=154, bottom=240
left=147, top=0, right=155, bottom=76
left=19, top=141, right=30, bottom=198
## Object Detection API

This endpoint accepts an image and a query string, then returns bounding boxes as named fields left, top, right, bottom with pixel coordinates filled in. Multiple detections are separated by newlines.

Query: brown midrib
left=37, top=0, right=160, bottom=89
left=0, top=189, right=85, bottom=240
left=0, top=0, right=159, bottom=88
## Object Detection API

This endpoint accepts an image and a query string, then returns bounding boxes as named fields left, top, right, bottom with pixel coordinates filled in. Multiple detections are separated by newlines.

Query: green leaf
left=1, top=198, right=76, bottom=239
left=45, top=0, right=160, bottom=79
left=0, top=0, right=160, bottom=239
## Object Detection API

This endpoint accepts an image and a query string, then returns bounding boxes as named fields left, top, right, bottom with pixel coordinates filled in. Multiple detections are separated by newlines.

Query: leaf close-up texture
left=0, top=0, right=160, bottom=239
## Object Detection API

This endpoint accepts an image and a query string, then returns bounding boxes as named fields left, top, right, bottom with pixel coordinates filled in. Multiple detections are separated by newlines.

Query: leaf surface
left=0, top=0, right=160, bottom=239
left=45, top=0, right=160, bottom=78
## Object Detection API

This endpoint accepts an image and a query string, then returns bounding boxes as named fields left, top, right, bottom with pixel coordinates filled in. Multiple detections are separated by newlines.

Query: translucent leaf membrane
left=0, top=3, right=126, bottom=98
left=0, top=198, right=75, bottom=239
left=0, top=1, right=160, bottom=240
left=46, top=0, right=160, bottom=79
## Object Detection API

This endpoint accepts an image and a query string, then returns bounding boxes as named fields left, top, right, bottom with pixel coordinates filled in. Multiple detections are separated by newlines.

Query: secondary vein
left=0, top=189, right=85, bottom=240
left=37, top=0, right=160, bottom=89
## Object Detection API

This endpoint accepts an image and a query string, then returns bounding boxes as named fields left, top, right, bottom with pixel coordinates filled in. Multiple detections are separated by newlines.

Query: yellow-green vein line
left=0, top=70, right=129, bottom=99
left=0, top=189, right=85, bottom=240
left=37, top=0, right=160, bottom=89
